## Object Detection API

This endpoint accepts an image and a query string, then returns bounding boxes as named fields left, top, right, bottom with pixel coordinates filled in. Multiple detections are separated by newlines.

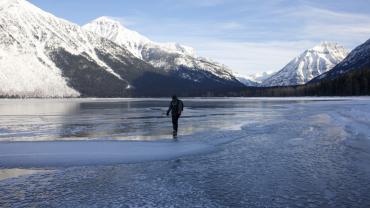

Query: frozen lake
left=1, top=98, right=370, bottom=207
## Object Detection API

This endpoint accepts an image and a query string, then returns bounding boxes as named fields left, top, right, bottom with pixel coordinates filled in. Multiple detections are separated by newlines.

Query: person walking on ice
left=167, top=95, right=184, bottom=137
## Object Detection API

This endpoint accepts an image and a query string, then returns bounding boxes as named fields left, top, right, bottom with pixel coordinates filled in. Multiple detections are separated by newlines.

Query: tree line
left=240, top=66, right=370, bottom=97
left=1, top=66, right=369, bottom=98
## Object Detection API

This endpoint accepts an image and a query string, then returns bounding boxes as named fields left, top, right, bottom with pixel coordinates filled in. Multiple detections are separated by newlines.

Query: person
left=166, top=95, right=184, bottom=136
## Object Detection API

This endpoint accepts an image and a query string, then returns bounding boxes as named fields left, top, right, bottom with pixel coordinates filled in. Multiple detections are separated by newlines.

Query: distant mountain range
left=0, top=0, right=243, bottom=98
left=236, top=71, right=275, bottom=86
left=0, top=0, right=368, bottom=97
left=238, top=40, right=370, bottom=97
left=237, top=42, right=349, bottom=87
left=83, top=17, right=243, bottom=96
left=236, top=76, right=259, bottom=87
left=243, top=38, right=370, bottom=96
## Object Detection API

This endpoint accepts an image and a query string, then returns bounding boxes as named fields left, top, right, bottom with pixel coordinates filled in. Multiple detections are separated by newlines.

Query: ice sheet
left=0, top=130, right=245, bottom=168
left=0, top=141, right=210, bottom=167
left=1, top=98, right=370, bottom=208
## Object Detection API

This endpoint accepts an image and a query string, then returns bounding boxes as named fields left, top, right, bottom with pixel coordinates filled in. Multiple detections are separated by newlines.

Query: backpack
left=178, top=100, right=184, bottom=114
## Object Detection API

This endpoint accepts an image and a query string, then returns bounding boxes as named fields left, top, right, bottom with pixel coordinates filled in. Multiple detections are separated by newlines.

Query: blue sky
left=29, top=0, right=370, bottom=76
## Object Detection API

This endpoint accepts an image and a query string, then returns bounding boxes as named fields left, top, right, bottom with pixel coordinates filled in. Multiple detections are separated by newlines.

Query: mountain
left=0, top=0, right=150, bottom=97
left=262, top=42, right=349, bottom=87
left=0, top=0, right=243, bottom=98
left=83, top=17, right=195, bottom=59
left=83, top=17, right=244, bottom=92
left=247, top=71, right=275, bottom=83
left=245, top=71, right=275, bottom=84
left=312, top=39, right=370, bottom=82
left=236, top=71, right=275, bottom=87
left=236, top=76, right=259, bottom=87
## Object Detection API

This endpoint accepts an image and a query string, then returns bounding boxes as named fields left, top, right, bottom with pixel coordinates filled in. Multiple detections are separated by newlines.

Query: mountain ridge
left=83, top=17, right=240, bottom=83
left=312, top=38, right=370, bottom=82
left=0, top=0, right=244, bottom=97
left=262, top=42, right=349, bottom=87
left=83, top=16, right=196, bottom=59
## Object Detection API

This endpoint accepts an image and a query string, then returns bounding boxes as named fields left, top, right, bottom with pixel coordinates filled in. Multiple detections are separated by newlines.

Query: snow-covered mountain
left=312, top=39, right=370, bottom=82
left=246, top=71, right=275, bottom=83
left=83, top=17, right=241, bottom=84
left=0, top=0, right=145, bottom=97
left=236, top=76, right=259, bottom=87
left=83, top=17, right=195, bottom=59
left=0, top=0, right=79, bottom=97
left=262, top=42, right=349, bottom=87
left=0, top=0, right=243, bottom=97
left=236, top=71, right=275, bottom=87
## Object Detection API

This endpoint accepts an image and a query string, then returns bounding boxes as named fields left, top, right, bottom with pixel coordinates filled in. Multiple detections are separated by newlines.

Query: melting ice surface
left=0, top=98, right=258, bottom=141
left=0, top=98, right=263, bottom=167
left=1, top=97, right=370, bottom=207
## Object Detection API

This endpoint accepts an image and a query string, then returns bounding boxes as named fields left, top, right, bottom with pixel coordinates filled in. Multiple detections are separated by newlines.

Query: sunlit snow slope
left=313, top=38, right=370, bottom=82
left=262, top=42, right=349, bottom=87
left=0, top=1, right=244, bottom=97
left=0, top=0, right=145, bottom=97
left=83, top=17, right=242, bottom=84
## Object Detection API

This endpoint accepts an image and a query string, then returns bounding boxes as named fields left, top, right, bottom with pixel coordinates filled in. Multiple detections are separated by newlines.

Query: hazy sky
left=29, top=0, right=370, bottom=76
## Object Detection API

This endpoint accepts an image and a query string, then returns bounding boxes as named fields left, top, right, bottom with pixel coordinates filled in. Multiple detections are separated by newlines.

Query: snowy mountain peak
left=312, top=38, right=370, bottom=82
left=236, top=71, right=276, bottom=87
left=0, top=0, right=242, bottom=98
left=0, top=0, right=141, bottom=97
left=310, top=42, right=347, bottom=55
left=83, top=17, right=196, bottom=58
left=262, top=42, right=349, bottom=87
left=87, top=16, right=151, bottom=44
left=92, top=16, right=121, bottom=25
left=83, top=16, right=241, bottom=83
left=246, top=71, right=276, bottom=83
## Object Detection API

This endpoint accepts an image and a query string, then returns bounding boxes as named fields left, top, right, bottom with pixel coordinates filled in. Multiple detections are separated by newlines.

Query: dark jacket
left=167, top=99, right=184, bottom=116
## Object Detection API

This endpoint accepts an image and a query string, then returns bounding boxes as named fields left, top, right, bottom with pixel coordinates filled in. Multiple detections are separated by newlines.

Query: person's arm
left=166, top=102, right=172, bottom=116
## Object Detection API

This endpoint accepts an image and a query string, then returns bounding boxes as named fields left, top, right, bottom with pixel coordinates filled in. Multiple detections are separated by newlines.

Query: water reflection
left=0, top=98, right=311, bottom=142
left=0, top=99, right=80, bottom=141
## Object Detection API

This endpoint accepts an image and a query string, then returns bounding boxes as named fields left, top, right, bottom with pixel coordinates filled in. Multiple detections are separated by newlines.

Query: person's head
left=172, top=95, right=178, bottom=100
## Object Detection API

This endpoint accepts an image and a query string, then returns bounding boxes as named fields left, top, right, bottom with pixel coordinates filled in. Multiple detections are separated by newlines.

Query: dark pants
left=172, top=114, right=180, bottom=132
